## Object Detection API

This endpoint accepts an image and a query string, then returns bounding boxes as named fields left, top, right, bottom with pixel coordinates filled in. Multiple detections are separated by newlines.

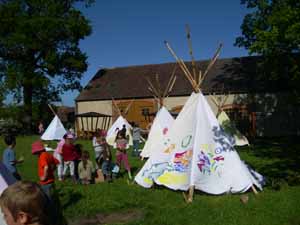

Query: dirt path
left=69, top=209, right=144, bottom=225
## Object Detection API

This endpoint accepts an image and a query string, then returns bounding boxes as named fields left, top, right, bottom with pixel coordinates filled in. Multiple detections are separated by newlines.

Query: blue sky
left=61, top=0, right=250, bottom=106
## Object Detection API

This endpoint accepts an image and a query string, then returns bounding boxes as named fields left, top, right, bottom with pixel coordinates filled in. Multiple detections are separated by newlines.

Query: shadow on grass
left=69, top=208, right=144, bottom=225
left=250, top=137, right=300, bottom=188
left=58, top=187, right=83, bottom=209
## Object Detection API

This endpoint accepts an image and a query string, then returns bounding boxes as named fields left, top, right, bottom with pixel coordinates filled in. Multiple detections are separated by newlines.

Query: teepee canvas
left=140, top=107, right=174, bottom=158
left=136, top=25, right=263, bottom=201
left=106, top=115, right=133, bottom=147
left=140, top=71, right=177, bottom=159
left=154, top=92, right=256, bottom=194
left=41, top=115, right=67, bottom=141
left=135, top=93, right=198, bottom=188
left=211, top=95, right=250, bottom=146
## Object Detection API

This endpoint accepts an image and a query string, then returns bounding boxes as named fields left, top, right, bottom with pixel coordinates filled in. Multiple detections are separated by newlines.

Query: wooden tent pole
left=155, top=74, right=162, bottom=98
left=199, top=43, right=223, bottom=86
left=185, top=24, right=198, bottom=81
left=48, top=104, right=57, bottom=116
left=163, top=65, right=177, bottom=98
left=146, top=78, right=160, bottom=98
left=183, top=185, right=195, bottom=203
left=124, top=99, right=134, bottom=115
left=251, top=185, right=258, bottom=195
left=188, top=185, right=195, bottom=203
left=112, top=98, right=122, bottom=116
left=210, top=94, right=220, bottom=108
left=165, top=41, right=199, bottom=91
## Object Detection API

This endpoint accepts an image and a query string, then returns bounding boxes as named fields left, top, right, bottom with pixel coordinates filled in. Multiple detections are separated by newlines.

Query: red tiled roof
left=76, top=56, right=286, bottom=102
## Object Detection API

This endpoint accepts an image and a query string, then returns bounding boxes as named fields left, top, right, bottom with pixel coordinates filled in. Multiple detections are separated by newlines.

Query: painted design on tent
left=173, top=150, right=193, bottom=172
left=212, top=126, right=235, bottom=154
left=163, top=138, right=171, bottom=146
left=163, top=144, right=176, bottom=154
left=141, top=162, right=170, bottom=184
left=156, top=172, right=188, bottom=185
left=197, top=151, right=224, bottom=175
left=181, top=135, right=192, bottom=148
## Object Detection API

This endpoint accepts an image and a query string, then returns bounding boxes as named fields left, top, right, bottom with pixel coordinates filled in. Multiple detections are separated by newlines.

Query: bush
left=0, top=118, right=23, bottom=136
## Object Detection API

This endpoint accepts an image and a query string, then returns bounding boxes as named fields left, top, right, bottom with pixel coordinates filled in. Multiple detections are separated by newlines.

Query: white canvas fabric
left=135, top=93, right=198, bottom=188
left=217, top=111, right=250, bottom=146
left=0, top=162, right=17, bottom=225
left=106, top=116, right=133, bottom=147
left=136, top=92, right=262, bottom=194
left=41, top=115, right=67, bottom=141
left=140, top=107, right=174, bottom=158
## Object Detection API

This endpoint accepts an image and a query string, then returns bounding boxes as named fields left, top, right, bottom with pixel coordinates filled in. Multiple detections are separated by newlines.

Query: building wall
left=76, top=100, right=112, bottom=133
left=76, top=92, right=300, bottom=137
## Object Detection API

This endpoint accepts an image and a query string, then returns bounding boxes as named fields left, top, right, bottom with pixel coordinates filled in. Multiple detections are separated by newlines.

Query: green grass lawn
left=1, top=136, right=300, bottom=225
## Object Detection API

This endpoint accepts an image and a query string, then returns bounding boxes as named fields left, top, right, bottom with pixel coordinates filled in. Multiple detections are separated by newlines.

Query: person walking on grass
left=2, top=135, right=23, bottom=180
left=53, top=133, right=67, bottom=181
left=31, top=141, right=59, bottom=198
left=78, top=151, right=94, bottom=185
left=132, top=122, right=146, bottom=157
left=61, top=133, right=77, bottom=183
left=92, top=131, right=104, bottom=169
left=115, top=132, right=132, bottom=180
left=100, top=137, right=113, bottom=182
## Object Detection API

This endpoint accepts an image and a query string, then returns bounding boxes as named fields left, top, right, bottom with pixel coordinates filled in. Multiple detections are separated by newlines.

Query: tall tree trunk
left=23, top=76, right=33, bottom=133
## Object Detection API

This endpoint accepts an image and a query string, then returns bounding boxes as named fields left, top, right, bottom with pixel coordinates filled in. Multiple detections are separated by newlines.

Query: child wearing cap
left=32, top=141, right=59, bottom=198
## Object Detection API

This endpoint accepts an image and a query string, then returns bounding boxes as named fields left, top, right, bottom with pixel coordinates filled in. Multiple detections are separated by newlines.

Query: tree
left=235, top=0, right=300, bottom=100
left=0, top=0, right=93, bottom=132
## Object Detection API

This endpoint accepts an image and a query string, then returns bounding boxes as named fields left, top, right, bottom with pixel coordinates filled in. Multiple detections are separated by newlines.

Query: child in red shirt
left=62, top=133, right=77, bottom=182
left=32, top=140, right=59, bottom=198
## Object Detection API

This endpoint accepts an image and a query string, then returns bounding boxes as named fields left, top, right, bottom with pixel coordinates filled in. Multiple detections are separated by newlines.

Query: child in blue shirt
left=2, top=135, right=23, bottom=180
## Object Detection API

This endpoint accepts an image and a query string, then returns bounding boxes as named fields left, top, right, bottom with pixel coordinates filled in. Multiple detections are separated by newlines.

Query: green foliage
left=0, top=0, right=93, bottom=130
left=0, top=136, right=299, bottom=225
left=236, top=0, right=300, bottom=99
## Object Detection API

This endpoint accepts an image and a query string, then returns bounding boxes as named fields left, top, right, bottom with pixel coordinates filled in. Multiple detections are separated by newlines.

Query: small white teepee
left=41, top=115, right=67, bottom=141
left=140, top=107, right=174, bottom=159
left=140, top=71, right=177, bottom=159
left=106, top=115, right=133, bottom=147
left=0, top=162, right=17, bottom=225
left=106, top=99, right=134, bottom=148
left=211, top=94, right=250, bottom=146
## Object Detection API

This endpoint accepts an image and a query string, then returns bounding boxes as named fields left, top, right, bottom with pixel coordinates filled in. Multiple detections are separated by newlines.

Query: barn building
left=75, top=56, right=299, bottom=138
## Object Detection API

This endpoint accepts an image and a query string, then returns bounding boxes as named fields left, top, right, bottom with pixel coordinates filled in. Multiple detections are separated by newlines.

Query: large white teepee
left=106, top=115, right=133, bottom=147
left=0, top=162, right=17, bottom=225
left=136, top=25, right=263, bottom=199
left=41, top=115, right=67, bottom=141
left=217, top=111, right=250, bottom=146
left=140, top=107, right=174, bottom=159
left=136, top=92, right=262, bottom=193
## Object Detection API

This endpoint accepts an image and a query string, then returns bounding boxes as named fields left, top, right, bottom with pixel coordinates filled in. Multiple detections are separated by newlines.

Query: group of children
left=0, top=123, right=144, bottom=225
